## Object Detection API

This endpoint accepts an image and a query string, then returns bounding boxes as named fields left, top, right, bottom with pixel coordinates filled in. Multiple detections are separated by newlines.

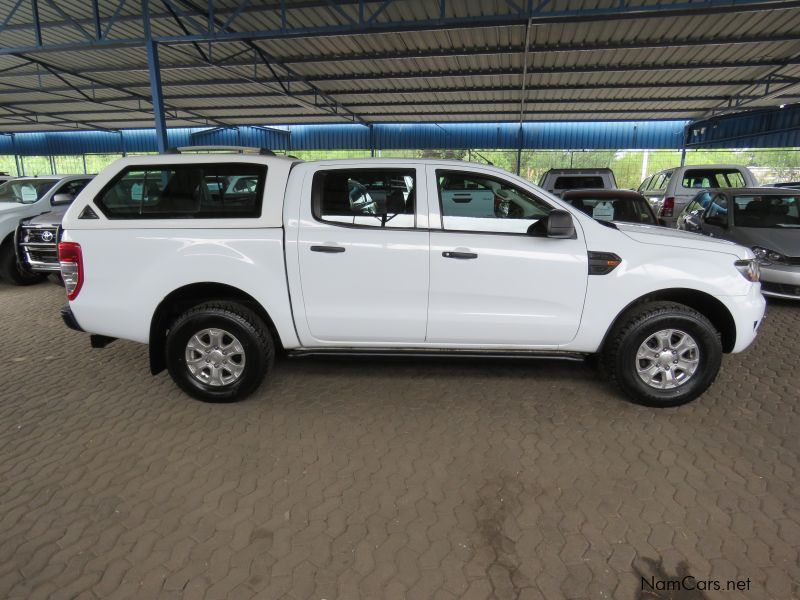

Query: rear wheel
left=0, top=239, right=47, bottom=285
left=601, top=301, right=723, bottom=407
left=166, top=302, right=274, bottom=402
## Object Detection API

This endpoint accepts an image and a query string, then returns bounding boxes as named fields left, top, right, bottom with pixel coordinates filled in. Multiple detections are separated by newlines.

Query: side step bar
left=288, top=348, right=588, bottom=361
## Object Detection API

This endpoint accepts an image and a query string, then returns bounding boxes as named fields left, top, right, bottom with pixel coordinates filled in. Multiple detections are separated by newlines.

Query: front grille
left=787, top=256, right=800, bottom=266
left=19, top=223, right=61, bottom=271
left=761, top=281, right=800, bottom=298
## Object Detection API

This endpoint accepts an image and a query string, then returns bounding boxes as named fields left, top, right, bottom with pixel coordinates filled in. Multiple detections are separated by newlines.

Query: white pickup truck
left=58, top=154, right=765, bottom=407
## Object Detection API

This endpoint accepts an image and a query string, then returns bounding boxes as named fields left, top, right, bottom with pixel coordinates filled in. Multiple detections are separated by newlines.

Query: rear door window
left=650, top=172, right=672, bottom=190
left=95, top=163, right=266, bottom=219
left=312, top=169, right=416, bottom=228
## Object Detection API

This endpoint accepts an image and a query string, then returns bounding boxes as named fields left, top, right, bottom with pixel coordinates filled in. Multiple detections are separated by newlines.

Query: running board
left=287, top=348, right=588, bottom=361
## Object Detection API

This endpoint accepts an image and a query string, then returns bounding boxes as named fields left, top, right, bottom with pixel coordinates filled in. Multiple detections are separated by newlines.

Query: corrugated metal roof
left=0, top=0, right=798, bottom=148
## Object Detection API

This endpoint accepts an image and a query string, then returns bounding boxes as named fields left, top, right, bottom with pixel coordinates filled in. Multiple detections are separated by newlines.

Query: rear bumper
left=61, top=303, right=84, bottom=332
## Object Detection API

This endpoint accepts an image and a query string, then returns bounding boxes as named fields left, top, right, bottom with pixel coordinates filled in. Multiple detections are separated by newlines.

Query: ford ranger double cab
left=58, top=154, right=765, bottom=407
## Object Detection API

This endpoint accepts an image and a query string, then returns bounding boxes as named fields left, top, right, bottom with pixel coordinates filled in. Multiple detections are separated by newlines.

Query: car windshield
left=733, top=195, right=800, bottom=228
left=0, top=179, right=58, bottom=204
left=565, top=195, right=656, bottom=225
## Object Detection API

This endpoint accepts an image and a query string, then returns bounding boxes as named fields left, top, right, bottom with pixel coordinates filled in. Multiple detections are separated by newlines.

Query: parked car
left=59, top=154, right=764, bottom=408
left=0, top=175, right=92, bottom=284
left=16, top=203, right=72, bottom=275
left=0, top=172, right=12, bottom=185
left=538, top=168, right=617, bottom=197
left=560, top=189, right=661, bottom=226
left=677, top=188, right=799, bottom=299
left=638, top=165, right=758, bottom=228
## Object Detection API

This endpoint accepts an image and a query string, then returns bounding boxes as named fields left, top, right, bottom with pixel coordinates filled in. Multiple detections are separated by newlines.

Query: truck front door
left=294, top=166, right=430, bottom=345
left=426, top=167, right=589, bottom=347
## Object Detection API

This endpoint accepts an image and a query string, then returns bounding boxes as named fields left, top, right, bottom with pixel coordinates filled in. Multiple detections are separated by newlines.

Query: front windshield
left=0, top=179, right=59, bottom=204
left=733, top=195, right=800, bottom=228
left=566, top=195, right=656, bottom=225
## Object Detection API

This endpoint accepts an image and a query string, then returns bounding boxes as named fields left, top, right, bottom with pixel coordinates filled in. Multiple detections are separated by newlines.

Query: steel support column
left=143, top=0, right=169, bottom=153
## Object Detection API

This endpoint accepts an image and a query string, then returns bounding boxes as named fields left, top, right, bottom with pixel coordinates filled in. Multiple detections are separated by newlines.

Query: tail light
left=58, top=241, right=83, bottom=300
left=659, top=197, right=675, bottom=217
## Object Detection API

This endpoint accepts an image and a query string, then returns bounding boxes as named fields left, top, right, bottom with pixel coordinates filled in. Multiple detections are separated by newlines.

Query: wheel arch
left=149, top=282, right=283, bottom=375
left=599, top=288, right=737, bottom=354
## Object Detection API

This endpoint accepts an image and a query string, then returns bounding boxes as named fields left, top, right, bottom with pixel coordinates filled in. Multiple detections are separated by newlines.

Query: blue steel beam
left=143, top=0, right=168, bottom=152
left=1, top=0, right=798, bottom=55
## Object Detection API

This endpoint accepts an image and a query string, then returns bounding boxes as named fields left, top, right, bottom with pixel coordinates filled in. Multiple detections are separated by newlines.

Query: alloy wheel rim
left=185, top=328, right=246, bottom=387
left=635, top=328, right=700, bottom=390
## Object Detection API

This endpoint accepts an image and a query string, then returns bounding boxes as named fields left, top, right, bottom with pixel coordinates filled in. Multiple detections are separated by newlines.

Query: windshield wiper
left=595, top=219, right=618, bottom=230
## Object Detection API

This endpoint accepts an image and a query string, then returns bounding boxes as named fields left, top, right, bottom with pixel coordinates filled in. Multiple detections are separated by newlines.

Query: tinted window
left=553, top=176, right=604, bottom=190
left=682, top=169, right=745, bottom=189
left=565, top=194, right=655, bottom=225
left=96, top=163, right=265, bottom=219
left=56, top=179, right=91, bottom=198
left=638, top=175, right=653, bottom=192
left=313, top=169, right=415, bottom=228
left=733, top=195, right=799, bottom=228
left=651, top=172, right=672, bottom=190
left=438, top=171, right=553, bottom=234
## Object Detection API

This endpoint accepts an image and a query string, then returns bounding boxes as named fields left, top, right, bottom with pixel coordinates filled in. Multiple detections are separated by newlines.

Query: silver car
left=677, top=188, right=800, bottom=300
left=638, top=165, right=758, bottom=228
left=0, top=175, right=92, bottom=284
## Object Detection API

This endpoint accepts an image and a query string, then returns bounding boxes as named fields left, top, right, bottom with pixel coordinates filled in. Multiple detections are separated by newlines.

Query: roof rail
left=166, top=146, right=276, bottom=155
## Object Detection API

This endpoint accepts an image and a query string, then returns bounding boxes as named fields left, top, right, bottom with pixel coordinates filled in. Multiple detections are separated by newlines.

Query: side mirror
left=528, top=209, right=576, bottom=239
left=51, top=192, right=75, bottom=206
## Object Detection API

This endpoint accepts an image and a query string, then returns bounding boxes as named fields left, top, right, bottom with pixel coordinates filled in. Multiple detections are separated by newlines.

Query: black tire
left=165, top=301, right=274, bottom=402
left=600, top=301, right=723, bottom=408
left=0, top=238, right=47, bottom=286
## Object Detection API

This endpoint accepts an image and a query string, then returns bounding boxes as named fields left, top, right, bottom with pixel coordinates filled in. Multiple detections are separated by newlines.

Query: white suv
left=0, top=175, right=93, bottom=284
left=59, top=154, right=765, bottom=407
left=638, top=165, right=758, bottom=228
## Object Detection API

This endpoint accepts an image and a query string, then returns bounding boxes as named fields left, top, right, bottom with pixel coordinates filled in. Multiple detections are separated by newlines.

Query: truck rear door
left=292, top=165, right=430, bottom=345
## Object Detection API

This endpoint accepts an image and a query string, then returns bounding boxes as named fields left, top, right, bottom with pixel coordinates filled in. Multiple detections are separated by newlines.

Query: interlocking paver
left=1, top=280, right=799, bottom=598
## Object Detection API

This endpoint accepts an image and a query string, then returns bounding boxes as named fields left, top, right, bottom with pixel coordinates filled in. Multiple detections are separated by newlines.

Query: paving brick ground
left=1, top=278, right=798, bottom=599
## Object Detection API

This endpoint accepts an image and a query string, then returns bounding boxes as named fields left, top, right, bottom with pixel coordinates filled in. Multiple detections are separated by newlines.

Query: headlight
left=752, top=246, right=787, bottom=265
left=734, top=259, right=760, bottom=282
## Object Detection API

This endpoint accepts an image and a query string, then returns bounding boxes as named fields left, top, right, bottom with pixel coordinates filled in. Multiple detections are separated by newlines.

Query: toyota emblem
left=41, top=231, right=54, bottom=242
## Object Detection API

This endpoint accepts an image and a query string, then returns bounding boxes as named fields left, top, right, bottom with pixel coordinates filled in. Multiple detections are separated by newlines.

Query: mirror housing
left=527, top=209, right=576, bottom=239
left=51, top=192, right=75, bottom=206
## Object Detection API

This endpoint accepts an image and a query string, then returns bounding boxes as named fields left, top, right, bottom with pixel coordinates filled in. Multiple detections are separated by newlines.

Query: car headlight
left=734, top=259, right=760, bottom=282
left=752, top=246, right=788, bottom=265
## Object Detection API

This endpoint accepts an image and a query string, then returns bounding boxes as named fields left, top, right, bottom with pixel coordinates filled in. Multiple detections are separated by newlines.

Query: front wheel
left=601, top=302, right=723, bottom=407
left=165, top=302, right=274, bottom=402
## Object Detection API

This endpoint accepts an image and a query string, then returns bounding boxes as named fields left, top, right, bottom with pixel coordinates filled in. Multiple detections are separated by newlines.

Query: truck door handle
left=443, top=251, right=478, bottom=259
left=310, top=245, right=345, bottom=253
